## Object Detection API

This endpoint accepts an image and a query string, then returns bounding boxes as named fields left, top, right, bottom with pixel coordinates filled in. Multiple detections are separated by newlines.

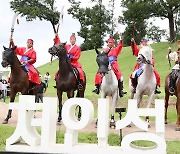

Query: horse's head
left=96, top=49, right=109, bottom=75
left=137, top=46, right=152, bottom=64
left=48, top=43, right=66, bottom=57
left=1, top=46, right=16, bottom=67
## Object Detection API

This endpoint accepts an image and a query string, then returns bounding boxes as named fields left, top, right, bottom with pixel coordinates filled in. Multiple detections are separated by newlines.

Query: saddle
left=169, top=70, right=180, bottom=90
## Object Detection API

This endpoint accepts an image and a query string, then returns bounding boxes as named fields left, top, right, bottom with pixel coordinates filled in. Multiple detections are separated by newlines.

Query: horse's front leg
left=134, top=91, right=141, bottom=108
left=164, top=93, right=169, bottom=124
left=175, top=95, right=180, bottom=131
left=145, top=92, right=154, bottom=128
left=2, top=91, right=16, bottom=124
left=110, top=91, right=118, bottom=129
left=57, top=90, right=63, bottom=124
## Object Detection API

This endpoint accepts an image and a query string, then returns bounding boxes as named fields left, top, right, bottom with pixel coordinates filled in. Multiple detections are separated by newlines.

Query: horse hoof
left=57, top=118, right=62, bottom=125
left=165, top=121, right=168, bottom=124
left=127, top=124, right=131, bottom=127
left=57, top=121, right=62, bottom=125
left=2, top=119, right=8, bottom=124
left=109, top=121, right=116, bottom=129
left=110, top=125, right=116, bottom=129
left=175, top=127, right=180, bottom=131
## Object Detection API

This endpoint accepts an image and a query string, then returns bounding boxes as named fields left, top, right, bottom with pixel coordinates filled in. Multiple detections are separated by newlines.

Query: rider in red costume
left=130, top=38, right=161, bottom=94
left=92, top=34, right=127, bottom=97
left=54, top=33, right=85, bottom=84
left=10, top=38, right=40, bottom=85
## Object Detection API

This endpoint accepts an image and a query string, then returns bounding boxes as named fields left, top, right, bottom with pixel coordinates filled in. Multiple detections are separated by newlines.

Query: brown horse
left=1, top=46, right=38, bottom=124
left=48, top=43, right=86, bottom=123
left=165, top=72, right=180, bottom=131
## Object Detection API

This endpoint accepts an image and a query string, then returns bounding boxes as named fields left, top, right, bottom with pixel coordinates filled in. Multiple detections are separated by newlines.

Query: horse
left=165, top=72, right=180, bottom=131
left=95, top=49, right=118, bottom=128
left=129, top=46, right=156, bottom=122
left=1, top=46, right=38, bottom=124
left=48, top=43, right=86, bottom=123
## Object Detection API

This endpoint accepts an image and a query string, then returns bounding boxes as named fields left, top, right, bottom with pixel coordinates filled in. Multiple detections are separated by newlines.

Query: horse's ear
left=3, top=46, right=7, bottom=50
left=12, top=46, right=17, bottom=50
left=62, top=42, right=67, bottom=46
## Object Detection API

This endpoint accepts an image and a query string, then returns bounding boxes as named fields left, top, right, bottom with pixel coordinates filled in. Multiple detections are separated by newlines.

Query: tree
left=149, top=0, right=180, bottom=42
left=120, top=0, right=180, bottom=42
left=68, top=0, right=111, bottom=50
left=10, top=0, right=60, bottom=33
left=119, top=1, right=150, bottom=45
left=147, top=22, right=167, bottom=43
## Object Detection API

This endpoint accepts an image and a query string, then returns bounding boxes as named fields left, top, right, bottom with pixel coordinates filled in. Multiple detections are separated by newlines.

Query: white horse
left=129, top=46, right=156, bottom=109
left=96, top=49, right=118, bottom=128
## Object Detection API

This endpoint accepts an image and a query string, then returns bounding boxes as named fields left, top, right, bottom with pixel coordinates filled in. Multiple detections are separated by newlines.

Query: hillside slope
left=38, top=42, right=178, bottom=100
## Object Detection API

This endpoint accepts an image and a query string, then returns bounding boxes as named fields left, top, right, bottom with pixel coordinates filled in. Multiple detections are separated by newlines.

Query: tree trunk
left=168, top=12, right=175, bottom=42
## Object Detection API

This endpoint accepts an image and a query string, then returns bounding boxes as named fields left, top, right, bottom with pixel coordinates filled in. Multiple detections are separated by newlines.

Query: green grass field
left=0, top=125, right=180, bottom=153
left=1, top=41, right=180, bottom=152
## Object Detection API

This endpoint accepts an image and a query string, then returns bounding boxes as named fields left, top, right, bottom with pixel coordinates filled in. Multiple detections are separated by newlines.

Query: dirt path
left=0, top=102, right=180, bottom=141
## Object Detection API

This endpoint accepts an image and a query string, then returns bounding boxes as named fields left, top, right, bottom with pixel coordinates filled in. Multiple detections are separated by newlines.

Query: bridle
left=137, top=54, right=152, bottom=65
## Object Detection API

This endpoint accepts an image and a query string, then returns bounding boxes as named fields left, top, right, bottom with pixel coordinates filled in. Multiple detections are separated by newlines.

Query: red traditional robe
left=54, top=36, right=85, bottom=82
left=14, top=47, right=40, bottom=85
left=94, top=42, right=123, bottom=85
left=130, top=41, right=160, bottom=87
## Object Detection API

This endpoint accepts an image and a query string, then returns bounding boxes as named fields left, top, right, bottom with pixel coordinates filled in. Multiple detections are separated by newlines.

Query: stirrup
left=132, top=88, right=136, bottom=93
left=92, top=88, right=100, bottom=94
left=169, top=87, right=175, bottom=94
left=78, top=83, right=83, bottom=90
left=155, top=89, right=161, bottom=94
left=122, top=91, right=127, bottom=95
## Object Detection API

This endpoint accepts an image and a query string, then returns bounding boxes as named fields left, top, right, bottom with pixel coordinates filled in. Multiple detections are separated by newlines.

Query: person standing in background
left=35, top=75, right=47, bottom=103
left=1, top=79, right=8, bottom=102
left=44, top=72, right=51, bottom=88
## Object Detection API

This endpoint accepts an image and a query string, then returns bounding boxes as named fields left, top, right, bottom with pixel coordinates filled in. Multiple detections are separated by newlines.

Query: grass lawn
left=0, top=125, right=179, bottom=154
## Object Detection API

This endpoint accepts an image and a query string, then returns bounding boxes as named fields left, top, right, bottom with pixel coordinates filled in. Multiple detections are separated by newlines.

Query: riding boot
left=169, top=73, right=175, bottom=94
left=118, top=80, right=127, bottom=97
left=155, top=85, right=161, bottom=94
left=92, top=84, right=100, bottom=94
left=131, top=77, right=137, bottom=93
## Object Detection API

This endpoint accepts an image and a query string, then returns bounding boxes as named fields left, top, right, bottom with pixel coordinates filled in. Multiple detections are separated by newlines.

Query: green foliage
left=120, top=0, right=180, bottom=42
left=147, top=22, right=167, bottom=43
left=68, top=0, right=111, bottom=50
left=10, top=0, right=60, bottom=32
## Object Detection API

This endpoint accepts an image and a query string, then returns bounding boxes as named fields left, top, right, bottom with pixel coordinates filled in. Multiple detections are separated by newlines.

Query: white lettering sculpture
left=6, top=96, right=166, bottom=154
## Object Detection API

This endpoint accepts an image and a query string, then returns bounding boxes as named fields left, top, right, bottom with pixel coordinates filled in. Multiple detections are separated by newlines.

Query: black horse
left=1, top=46, right=38, bottom=124
left=48, top=43, right=86, bottom=123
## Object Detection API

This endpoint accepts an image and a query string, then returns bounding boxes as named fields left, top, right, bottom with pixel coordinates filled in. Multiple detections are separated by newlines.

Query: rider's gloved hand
left=168, top=47, right=172, bottom=53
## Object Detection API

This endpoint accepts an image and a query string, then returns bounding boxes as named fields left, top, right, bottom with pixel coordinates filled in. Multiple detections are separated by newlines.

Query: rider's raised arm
left=54, top=33, right=61, bottom=45
left=114, top=33, right=123, bottom=55
left=131, top=38, right=139, bottom=57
